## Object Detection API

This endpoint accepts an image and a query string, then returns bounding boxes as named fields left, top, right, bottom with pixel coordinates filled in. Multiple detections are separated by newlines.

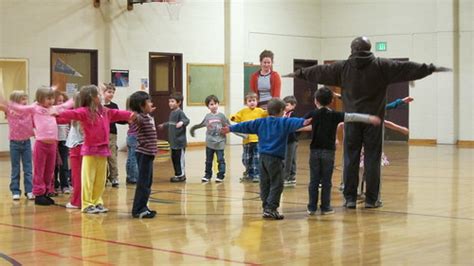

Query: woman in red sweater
left=250, top=50, right=281, bottom=109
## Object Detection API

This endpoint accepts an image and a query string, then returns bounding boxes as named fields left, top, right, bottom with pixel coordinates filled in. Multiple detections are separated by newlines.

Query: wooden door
left=385, top=58, right=409, bottom=141
left=149, top=53, right=183, bottom=140
left=323, top=60, right=344, bottom=142
left=50, top=48, right=98, bottom=96
left=293, top=59, right=318, bottom=139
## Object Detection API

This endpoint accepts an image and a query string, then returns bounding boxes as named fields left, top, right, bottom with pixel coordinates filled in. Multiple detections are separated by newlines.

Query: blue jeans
left=126, top=135, right=138, bottom=182
left=9, top=140, right=33, bottom=195
left=308, top=149, right=335, bottom=212
left=205, top=147, right=225, bottom=179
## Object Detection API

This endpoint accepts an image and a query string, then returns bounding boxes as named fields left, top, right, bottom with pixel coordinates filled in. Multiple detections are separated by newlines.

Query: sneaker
left=339, top=183, right=344, bottom=191
left=262, top=209, right=284, bottom=220
left=46, top=192, right=58, bottom=197
left=365, top=201, right=383, bottom=208
left=343, top=200, right=356, bottom=209
left=215, top=177, right=224, bottom=183
left=239, top=177, right=251, bottom=182
left=12, top=194, right=20, bottom=200
left=45, top=196, right=55, bottom=205
left=201, top=176, right=210, bottom=183
left=170, top=175, right=186, bottom=183
left=65, top=202, right=79, bottom=209
left=126, top=179, right=137, bottom=184
left=289, top=179, right=296, bottom=185
left=34, top=195, right=52, bottom=206
left=307, top=209, right=316, bottom=216
left=95, top=204, right=109, bottom=213
left=321, top=208, right=335, bottom=215
left=83, top=205, right=100, bottom=214
left=26, top=192, right=35, bottom=200
left=63, top=187, right=71, bottom=194
left=146, top=208, right=157, bottom=216
left=251, top=177, right=260, bottom=183
left=133, top=210, right=156, bottom=219
left=111, top=179, right=119, bottom=188
left=283, top=180, right=294, bottom=187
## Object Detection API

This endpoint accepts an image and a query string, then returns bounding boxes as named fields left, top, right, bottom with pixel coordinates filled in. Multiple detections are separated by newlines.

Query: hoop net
left=165, top=0, right=182, bottom=21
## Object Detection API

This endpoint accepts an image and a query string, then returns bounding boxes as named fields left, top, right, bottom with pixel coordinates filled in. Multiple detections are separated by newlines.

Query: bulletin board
left=187, top=64, right=226, bottom=106
left=243, top=63, right=260, bottom=98
left=0, top=58, right=29, bottom=124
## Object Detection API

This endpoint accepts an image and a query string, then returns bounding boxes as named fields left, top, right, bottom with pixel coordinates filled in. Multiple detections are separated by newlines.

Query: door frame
left=148, top=52, right=183, bottom=140
left=50, top=48, right=98, bottom=88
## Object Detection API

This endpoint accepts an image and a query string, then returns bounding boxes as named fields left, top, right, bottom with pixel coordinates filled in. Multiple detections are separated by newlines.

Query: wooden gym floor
left=0, top=140, right=472, bottom=265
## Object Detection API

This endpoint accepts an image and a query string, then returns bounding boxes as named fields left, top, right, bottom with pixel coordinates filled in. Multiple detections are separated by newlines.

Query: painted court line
left=0, top=252, right=21, bottom=266
left=0, top=222, right=260, bottom=266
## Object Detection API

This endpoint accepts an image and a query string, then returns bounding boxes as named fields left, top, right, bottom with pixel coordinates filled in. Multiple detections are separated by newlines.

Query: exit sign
left=376, top=42, right=387, bottom=51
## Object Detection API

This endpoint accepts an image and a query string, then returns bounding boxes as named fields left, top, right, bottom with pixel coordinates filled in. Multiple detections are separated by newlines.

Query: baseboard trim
left=457, top=140, right=474, bottom=148
left=187, top=142, right=206, bottom=147
left=408, top=139, right=437, bottom=146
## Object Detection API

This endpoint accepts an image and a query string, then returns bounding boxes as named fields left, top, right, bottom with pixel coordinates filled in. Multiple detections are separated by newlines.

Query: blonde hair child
left=0, top=91, right=34, bottom=200
left=3, top=86, right=73, bottom=205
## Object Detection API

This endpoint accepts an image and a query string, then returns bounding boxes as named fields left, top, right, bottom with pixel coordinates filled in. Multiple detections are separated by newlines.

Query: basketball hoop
left=165, top=0, right=182, bottom=21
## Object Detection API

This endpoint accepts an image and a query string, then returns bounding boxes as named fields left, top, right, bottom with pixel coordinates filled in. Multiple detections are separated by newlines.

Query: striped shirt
left=135, top=113, right=157, bottom=156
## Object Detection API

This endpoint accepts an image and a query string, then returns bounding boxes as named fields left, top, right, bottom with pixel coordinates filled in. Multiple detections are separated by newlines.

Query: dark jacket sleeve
left=379, top=58, right=435, bottom=84
left=295, top=62, right=343, bottom=86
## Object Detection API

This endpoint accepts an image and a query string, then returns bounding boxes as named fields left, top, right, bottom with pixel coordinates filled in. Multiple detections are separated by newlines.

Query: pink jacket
left=6, top=109, right=34, bottom=141
left=58, top=107, right=132, bottom=156
left=8, top=100, right=73, bottom=141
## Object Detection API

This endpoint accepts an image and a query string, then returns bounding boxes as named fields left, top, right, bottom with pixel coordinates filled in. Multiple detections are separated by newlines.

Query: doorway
left=385, top=59, right=409, bottom=141
left=50, top=48, right=98, bottom=95
left=293, top=59, right=318, bottom=139
left=149, top=52, right=183, bottom=140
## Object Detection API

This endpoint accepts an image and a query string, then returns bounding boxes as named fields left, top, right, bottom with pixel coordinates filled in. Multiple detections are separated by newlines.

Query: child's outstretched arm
left=227, top=119, right=260, bottom=134
left=189, top=118, right=206, bottom=137
left=386, top=96, right=413, bottom=110
left=230, top=108, right=244, bottom=122
left=344, top=113, right=381, bottom=126
left=108, top=109, right=134, bottom=123
left=7, top=102, right=36, bottom=115
left=57, top=108, right=87, bottom=122
left=384, top=120, right=409, bottom=135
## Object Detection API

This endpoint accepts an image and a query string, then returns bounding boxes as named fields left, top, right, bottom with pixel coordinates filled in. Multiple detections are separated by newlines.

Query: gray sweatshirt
left=191, top=112, right=230, bottom=150
left=162, top=108, right=190, bottom=149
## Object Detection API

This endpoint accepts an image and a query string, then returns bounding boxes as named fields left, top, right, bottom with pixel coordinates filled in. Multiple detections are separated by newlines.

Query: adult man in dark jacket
left=284, top=36, right=450, bottom=208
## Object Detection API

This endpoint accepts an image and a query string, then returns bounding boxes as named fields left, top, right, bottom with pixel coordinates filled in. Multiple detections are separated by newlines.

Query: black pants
left=54, top=141, right=70, bottom=189
left=171, top=148, right=185, bottom=177
left=132, top=152, right=155, bottom=215
left=343, top=123, right=382, bottom=204
left=259, top=154, right=284, bottom=210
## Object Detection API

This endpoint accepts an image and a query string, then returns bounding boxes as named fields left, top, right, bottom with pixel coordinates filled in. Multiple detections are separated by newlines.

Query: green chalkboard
left=244, top=64, right=260, bottom=98
left=187, top=64, right=225, bottom=106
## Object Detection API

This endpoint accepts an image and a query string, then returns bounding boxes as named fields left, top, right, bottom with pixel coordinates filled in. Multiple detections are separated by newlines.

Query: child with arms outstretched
left=57, top=85, right=134, bottom=213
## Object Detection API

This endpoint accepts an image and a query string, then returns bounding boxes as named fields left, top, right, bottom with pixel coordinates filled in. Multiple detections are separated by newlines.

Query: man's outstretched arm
left=282, top=62, right=343, bottom=86
left=381, top=59, right=452, bottom=84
